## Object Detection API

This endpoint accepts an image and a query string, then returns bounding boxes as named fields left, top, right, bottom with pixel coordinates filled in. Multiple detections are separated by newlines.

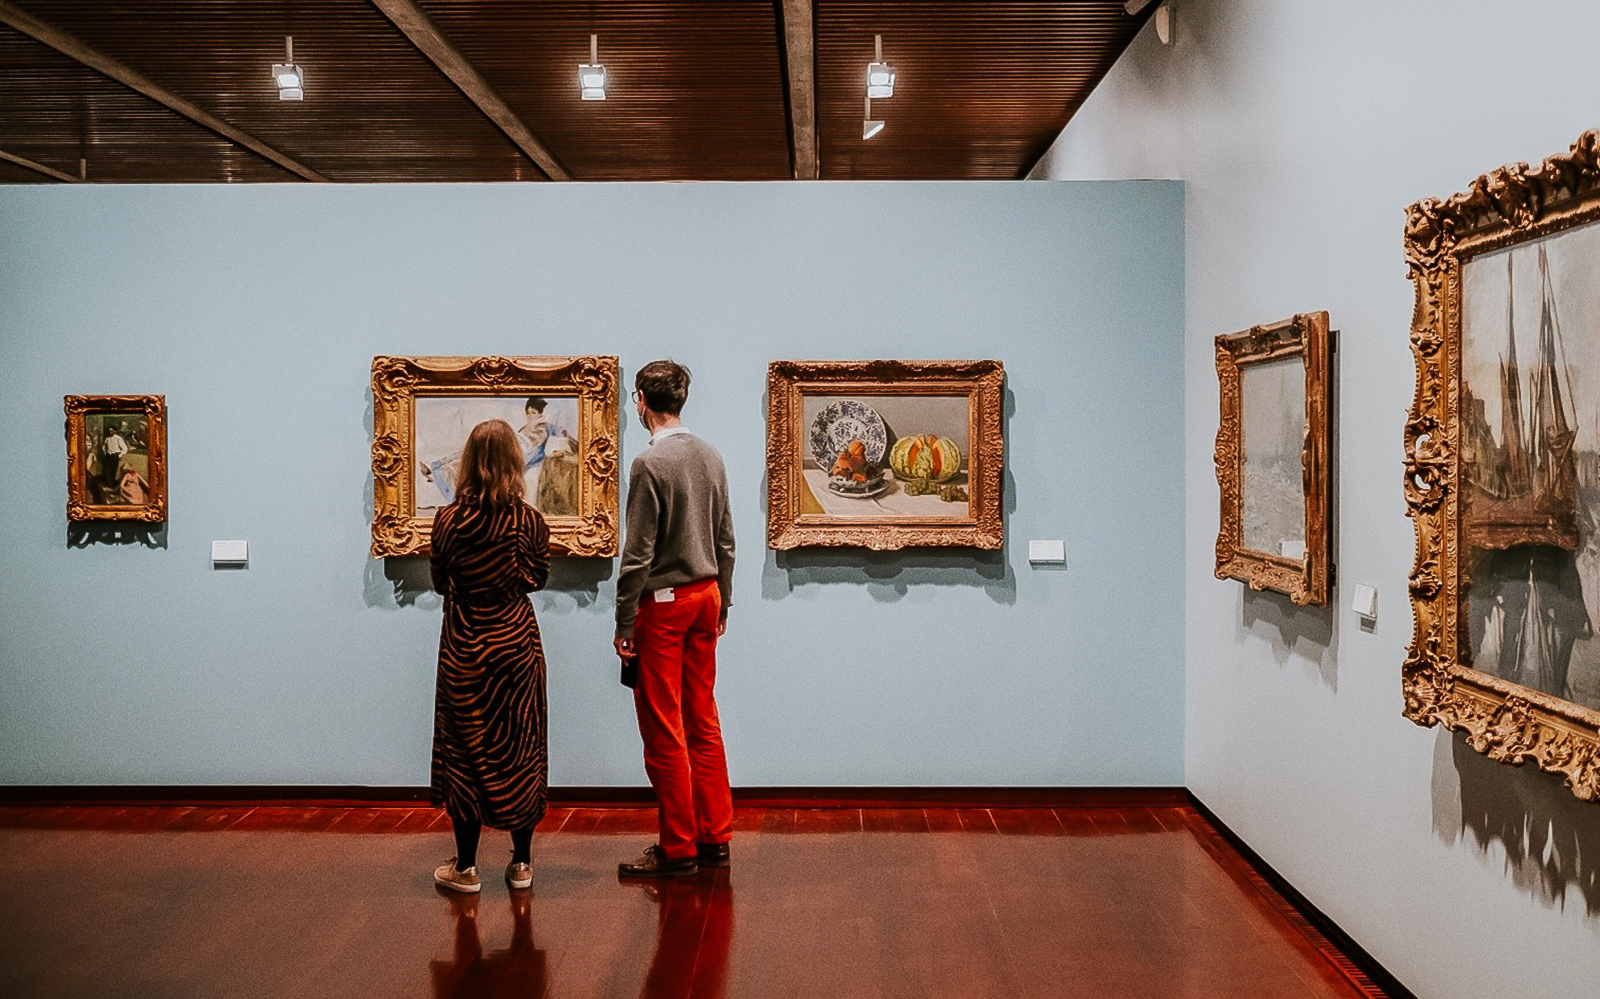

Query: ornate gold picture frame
left=65, top=394, right=168, bottom=522
left=1404, top=128, right=1600, bottom=801
left=1213, top=312, right=1332, bottom=606
left=766, top=359, right=1004, bottom=550
left=370, top=355, right=619, bottom=558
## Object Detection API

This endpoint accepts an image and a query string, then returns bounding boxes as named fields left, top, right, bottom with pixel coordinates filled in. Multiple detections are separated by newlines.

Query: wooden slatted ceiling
left=6, top=0, right=527, bottom=182
left=0, top=23, right=294, bottom=183
left=0, top=1, right=1150, bottom=182
left=817, top=1, right=1146, bottom=179
left=423, top=2, right=791, bottom=181
left=0, top=153, right=57, bottom=183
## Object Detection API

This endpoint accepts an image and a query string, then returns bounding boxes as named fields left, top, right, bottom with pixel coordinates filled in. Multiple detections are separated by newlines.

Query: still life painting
left=1403, top=126, right=1600, bottom=801
left=371, top=355, right=619, bottom=558
left=65, top=394, right=167, bottom=522
left=767, top=359, right=1003, bottom=550
left=1213, top=312, right=1331, bottom=606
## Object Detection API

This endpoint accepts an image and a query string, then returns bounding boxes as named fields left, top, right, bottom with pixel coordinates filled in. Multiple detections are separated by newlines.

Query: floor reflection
left=429, top=890, right=547, bottom=999
left=634, top=870, right=735, bottom=999
left=426, top=871, right=734, bottom=999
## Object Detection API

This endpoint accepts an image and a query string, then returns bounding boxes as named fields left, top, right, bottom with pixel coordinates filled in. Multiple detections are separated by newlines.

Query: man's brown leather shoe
left=618, top=844, right=699, bottom=878
left=697, top=842, right=731, bottom=868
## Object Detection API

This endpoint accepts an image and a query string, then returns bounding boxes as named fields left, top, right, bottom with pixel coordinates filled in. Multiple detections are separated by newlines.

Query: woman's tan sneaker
left=505, top=861, right=533, bottom=890
left=434, top=859, right=481, bottom=893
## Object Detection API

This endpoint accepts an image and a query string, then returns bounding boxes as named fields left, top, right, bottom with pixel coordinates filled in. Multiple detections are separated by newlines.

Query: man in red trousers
left=614, top=360, right=736, bottom=877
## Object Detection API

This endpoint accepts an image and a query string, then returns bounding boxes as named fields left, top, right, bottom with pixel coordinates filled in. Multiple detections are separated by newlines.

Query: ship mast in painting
left=1466, top=244, right=1579, bottom=551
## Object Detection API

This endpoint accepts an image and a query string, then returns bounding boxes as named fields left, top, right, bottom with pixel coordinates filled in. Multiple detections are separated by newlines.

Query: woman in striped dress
left=429, top=419, right=552, bottom=894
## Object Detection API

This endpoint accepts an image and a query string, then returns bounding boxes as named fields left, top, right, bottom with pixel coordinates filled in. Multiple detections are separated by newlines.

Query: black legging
left=452, top=818, right=533, bottom=871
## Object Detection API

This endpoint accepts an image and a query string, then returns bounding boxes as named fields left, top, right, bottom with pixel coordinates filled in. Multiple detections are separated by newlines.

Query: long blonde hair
left=453, top=419, right=526, bottom=508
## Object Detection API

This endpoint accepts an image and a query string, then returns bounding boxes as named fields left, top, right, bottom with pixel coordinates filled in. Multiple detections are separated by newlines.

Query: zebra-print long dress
left=429, top=499, right=552, bottom=830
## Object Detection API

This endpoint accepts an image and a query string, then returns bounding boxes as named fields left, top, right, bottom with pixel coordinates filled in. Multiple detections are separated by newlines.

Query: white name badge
left=653, top=588, right=675, bottom=603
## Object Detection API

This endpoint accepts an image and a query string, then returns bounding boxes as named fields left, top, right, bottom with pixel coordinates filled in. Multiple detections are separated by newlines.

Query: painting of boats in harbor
left=1461, top=223, right=1600, bottom=712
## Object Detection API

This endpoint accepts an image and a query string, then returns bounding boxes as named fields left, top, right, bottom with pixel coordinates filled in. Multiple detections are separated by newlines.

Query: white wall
left=1033, top=1, right=1600, bottom=997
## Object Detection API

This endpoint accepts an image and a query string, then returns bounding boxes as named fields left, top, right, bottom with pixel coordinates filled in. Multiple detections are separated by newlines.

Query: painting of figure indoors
left=414, top=395, right=582, bottom=517
left=1240, top=358, right=1308, bottom=560
left=1462, top=221, right=1600, bottom=712
left=798, top=394, right=971, bottom=518
left=84, top=412, right=151, bottom=506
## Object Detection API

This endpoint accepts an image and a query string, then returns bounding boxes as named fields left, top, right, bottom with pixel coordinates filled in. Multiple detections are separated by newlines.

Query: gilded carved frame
left=766, top=359, right=1004, bottom=550
left=1213, top=312, right=1332, bottom=606
left=64, top=394, right=168, bottom=522
left=1404, top=128, right=1600, bottom=801
left=370, top=355, right=619, bottom=557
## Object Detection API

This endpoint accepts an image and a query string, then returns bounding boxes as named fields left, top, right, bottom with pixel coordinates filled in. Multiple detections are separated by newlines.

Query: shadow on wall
left=1239, top=587, right=1338, bottom=691
left=1433, top=727, right=1600, bottom=920
left=363, top=555, right=612, bottom=611
left=67, top=521, right=168, bottom=550
left=761, top=546, right=1016, bottom=605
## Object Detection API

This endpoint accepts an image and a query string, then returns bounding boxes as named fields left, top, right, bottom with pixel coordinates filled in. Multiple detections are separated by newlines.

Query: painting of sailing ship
left=1462, top=224, right=1600, bottom=712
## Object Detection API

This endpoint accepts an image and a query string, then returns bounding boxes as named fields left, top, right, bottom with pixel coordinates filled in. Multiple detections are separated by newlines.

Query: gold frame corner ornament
left=1213, top=312, right=1332, bottom=607
left=765, top=358, right=1004, bottom=551
left=1404, top=127, right=1600, bottom=802
left=64, top=394, right=168, bottom=523
left=370, top=355, right=620, bottom=558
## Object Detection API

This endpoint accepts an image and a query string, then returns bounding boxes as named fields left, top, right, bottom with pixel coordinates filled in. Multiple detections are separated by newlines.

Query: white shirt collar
left=650, top=426, right=693, bottom=445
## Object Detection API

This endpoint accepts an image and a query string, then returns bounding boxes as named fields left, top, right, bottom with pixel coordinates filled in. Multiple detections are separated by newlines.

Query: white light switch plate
left=1028, top=539, right=1066, bottom=564
left=212, top=539, right=248, bottom=565
left=1351, top=583, right=1377, bottom=619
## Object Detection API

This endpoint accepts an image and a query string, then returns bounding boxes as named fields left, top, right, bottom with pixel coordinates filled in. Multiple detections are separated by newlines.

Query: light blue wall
left=0, top=181, right=1183, bottom=787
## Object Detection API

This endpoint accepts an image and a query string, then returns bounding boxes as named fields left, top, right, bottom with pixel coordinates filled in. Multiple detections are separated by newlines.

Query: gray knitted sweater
left=614, top=430, right=735, bottom=638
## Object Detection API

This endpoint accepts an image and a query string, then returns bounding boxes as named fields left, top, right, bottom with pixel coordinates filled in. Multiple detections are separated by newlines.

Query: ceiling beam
left=0, top=148, right=81, bottom=183
left=778, top=0, right=818, bottom=180
left=0, top=1, right=328, bottom=182
left=371, top=0, right=571, bottom=181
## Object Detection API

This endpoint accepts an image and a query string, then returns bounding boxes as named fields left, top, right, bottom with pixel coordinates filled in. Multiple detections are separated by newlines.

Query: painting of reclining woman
left=416, top=395, right=581, bottom=517
left=1461, top=221, right=1600, bottom=713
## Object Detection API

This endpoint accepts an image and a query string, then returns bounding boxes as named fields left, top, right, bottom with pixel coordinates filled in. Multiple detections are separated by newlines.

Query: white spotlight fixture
left=579, top=34, right=607, bottom=100
left=272, top=35, right=304, bottom=101
left=863, top=96, right=883, bottom=140
left=866, top=34, right=895, bottom=99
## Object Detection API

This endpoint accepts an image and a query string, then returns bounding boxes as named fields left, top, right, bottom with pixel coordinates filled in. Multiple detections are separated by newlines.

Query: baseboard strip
left=0, top=784, right=1188, bottom=809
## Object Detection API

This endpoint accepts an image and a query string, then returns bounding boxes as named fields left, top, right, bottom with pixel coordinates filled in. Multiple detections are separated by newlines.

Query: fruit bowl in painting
left=826, top=468, right=889, bottom=499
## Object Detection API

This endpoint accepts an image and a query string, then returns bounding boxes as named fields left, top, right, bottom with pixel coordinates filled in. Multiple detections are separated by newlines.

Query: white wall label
left=1351, top=583, right=1377, bottom=619
left=1028, top=539, right=1066, bottom=564
left=212, top=540, right=248, bottom=566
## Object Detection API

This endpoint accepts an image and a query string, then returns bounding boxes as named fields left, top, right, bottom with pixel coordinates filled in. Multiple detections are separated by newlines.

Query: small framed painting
left=765, top=359, right=1004, bottom=550
left=370, top=355, right=620, bottom=557
left=65, top=394, right=168, bottom=522
left=1213, top=312, right=1332, bottom=606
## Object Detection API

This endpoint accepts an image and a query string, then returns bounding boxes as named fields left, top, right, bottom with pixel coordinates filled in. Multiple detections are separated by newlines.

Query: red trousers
left=632, top=577, right=734, bottom=860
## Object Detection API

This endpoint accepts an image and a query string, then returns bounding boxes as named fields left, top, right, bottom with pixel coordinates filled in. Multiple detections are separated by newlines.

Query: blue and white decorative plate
left=809, top=400, right=887, bottom=468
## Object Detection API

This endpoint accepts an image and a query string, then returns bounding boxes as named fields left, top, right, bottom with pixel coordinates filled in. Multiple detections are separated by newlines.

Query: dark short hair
left=525, top=396, right=548, bottom=413
left=635, top=360, right=691, bottom=416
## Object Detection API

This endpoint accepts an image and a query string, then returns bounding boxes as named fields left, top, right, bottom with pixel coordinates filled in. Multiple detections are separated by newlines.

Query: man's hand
left=614, top=637, right=635, bottom=659
left=717, top=609, right=729, bottom=637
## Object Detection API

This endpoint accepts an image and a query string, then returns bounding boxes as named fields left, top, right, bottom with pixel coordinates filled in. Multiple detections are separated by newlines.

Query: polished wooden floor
left=0, top=804, right=1384, bottom=999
